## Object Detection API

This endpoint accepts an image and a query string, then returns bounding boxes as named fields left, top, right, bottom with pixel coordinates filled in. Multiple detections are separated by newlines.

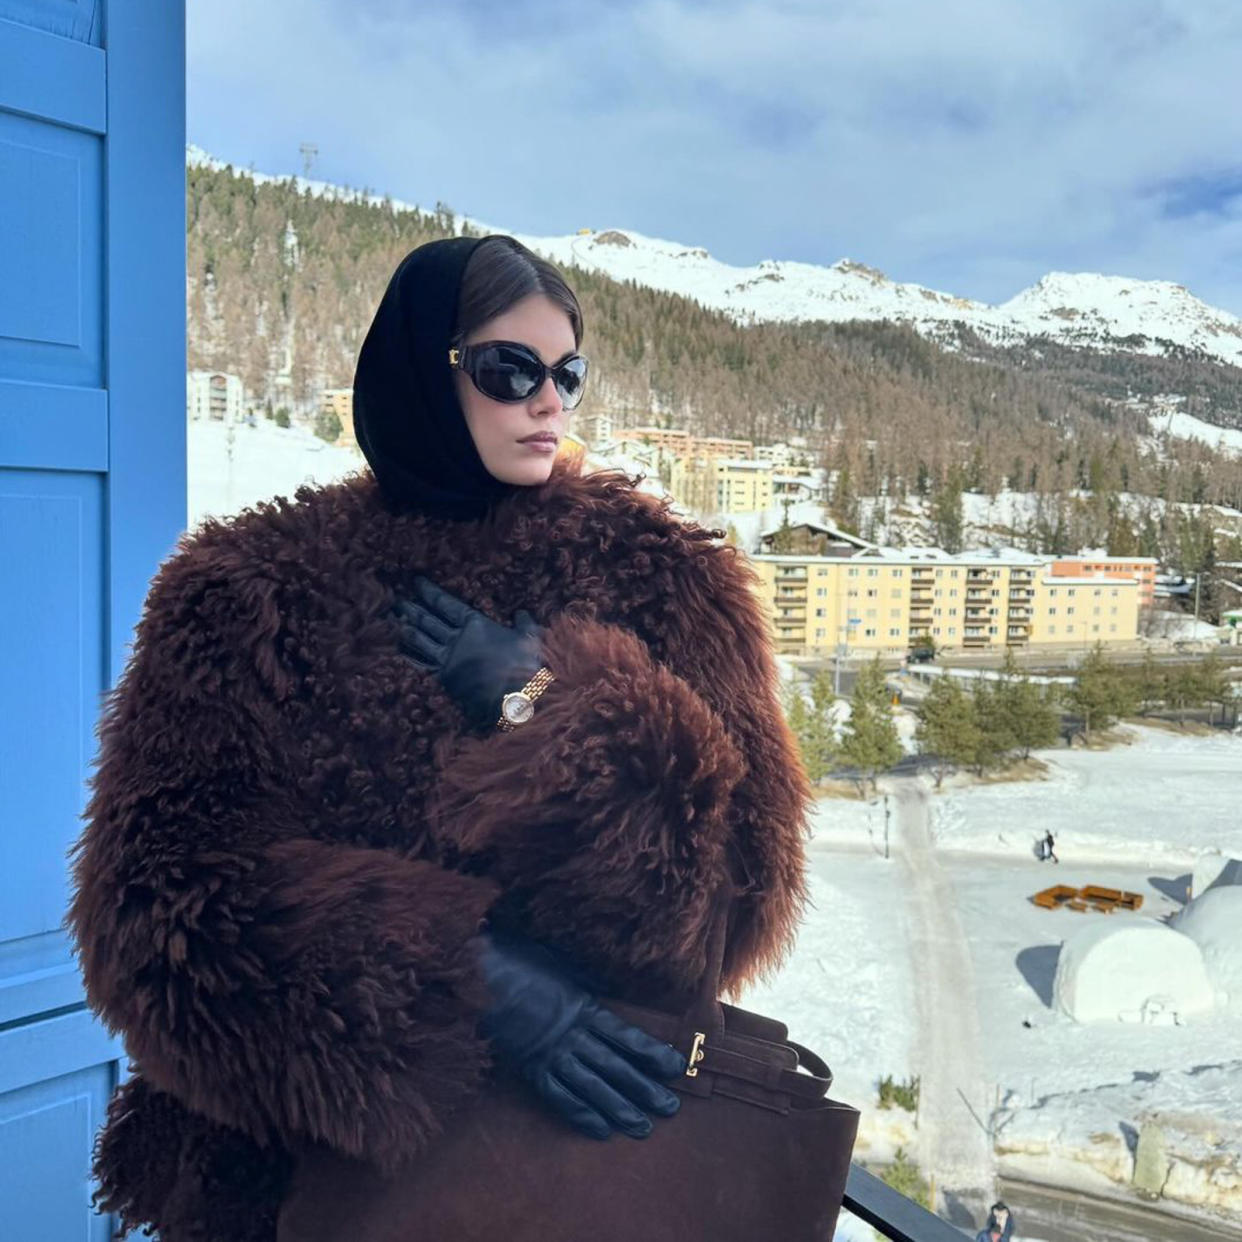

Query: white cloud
left=187, top=0, right=1242, bottom=314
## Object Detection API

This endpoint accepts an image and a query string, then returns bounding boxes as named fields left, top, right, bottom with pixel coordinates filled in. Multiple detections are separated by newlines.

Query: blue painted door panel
left=0, top=0, right=186, bottom=1232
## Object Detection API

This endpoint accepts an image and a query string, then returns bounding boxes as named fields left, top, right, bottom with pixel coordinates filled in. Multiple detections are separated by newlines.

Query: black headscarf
left=353, top=236, right=518, bottom=520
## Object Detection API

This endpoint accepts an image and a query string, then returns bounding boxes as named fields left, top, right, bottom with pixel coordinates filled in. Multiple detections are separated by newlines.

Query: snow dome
left=1053, top=920, right=1214, bottom=1024
left=1172, top=886, right=1242, bottom=1009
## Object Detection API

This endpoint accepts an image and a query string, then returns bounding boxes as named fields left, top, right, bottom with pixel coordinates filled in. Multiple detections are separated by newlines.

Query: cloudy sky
left=188, top=0, right=1242, bottom=315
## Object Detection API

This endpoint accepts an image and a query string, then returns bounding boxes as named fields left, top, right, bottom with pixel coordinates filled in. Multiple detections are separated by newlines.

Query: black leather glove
left=394, top=577, right=543, bottom=730
left=475, top=932, right=687, bottom=1141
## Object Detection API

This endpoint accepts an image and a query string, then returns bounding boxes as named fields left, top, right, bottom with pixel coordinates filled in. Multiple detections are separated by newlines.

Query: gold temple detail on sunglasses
left=447, top=348, right=461, bottom=366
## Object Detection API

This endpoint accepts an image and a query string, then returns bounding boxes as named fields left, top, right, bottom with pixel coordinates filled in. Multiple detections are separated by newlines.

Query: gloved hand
left=394, top=576, right=543, bottom=730
left=475, top=932, right=686, bottom=1141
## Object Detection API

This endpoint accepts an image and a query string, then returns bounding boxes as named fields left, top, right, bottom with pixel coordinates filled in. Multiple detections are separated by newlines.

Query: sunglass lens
left=475, top=344, right=542, bottom=401
left=556, top=357, right=589, bottom=409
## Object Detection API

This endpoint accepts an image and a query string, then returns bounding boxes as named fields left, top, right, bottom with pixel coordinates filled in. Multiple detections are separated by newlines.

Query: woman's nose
left=530, top=375, right=563, bottom=416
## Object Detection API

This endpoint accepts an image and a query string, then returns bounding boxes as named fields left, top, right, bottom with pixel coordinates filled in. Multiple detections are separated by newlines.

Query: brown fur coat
left=68, top=462, right=810, bottom=1241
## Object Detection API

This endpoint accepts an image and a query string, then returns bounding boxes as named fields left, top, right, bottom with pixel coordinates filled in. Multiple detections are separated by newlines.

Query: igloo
left=1053, top=919, right=1214, bottom=1024
left=1172, top=886, right=1242, bottom=1009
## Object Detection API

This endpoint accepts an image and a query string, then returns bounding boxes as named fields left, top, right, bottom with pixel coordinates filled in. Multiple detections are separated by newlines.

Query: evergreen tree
left=969, top=681, right=1012, bottom=773
left=782, top=671, right=837, bottom=783
left=931, top=470, right=965, bottom=552
left=914, top=675, right=978, bottom=788
left=314, top=408, right=342, bottom=443
left=1188, top=650, right=1230, bottom=725
left=841, top=658, right=902, bottom=793
left=1067, top=644, right=1136, bottom=738
left=995, top=660, right=1061, bottom=758
left=1136, top=647, right=1165, bottom=715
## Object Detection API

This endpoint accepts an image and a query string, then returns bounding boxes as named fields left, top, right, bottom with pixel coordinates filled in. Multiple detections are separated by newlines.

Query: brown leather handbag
left=277, top=901, right=859, bottom=1241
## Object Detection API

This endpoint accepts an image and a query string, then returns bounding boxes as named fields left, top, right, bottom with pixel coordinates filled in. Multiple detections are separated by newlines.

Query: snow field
left=928, top=725, right=1242, bottom=865
left=740, top=846, right=917, bottom=1160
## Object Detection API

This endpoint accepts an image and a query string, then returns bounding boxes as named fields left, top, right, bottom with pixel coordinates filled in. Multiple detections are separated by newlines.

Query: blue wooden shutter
left=0, top=1, right=185, bottom=1233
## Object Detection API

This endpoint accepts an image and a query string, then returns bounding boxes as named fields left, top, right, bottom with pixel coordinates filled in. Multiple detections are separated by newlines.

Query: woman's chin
left=489, top=454, right=558, bottom=487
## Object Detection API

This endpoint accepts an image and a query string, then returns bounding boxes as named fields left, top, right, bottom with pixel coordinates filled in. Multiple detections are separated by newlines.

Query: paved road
left=891, top=780, right=994, bottom=1196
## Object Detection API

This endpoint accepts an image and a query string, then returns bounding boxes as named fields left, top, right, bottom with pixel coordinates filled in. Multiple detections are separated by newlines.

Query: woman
left=69, top=235, right=810, bottom=1240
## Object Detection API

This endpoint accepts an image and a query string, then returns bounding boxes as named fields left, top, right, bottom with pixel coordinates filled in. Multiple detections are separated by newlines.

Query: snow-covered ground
left=187, top=416, right=364, bottom=530
left=746, top=724, right=1242, bottom=1230
left=928, top=725, right=1242, bottom=865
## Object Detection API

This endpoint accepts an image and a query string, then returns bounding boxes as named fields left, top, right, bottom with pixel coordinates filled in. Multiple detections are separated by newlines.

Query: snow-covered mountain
left=188, top=145, right=1242, bottom=371
left=521, top=230, right=1242, bottom=369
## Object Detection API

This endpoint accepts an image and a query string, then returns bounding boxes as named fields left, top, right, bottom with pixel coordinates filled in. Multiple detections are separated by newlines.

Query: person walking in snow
left=975, top=1200, right=1015, bottom=1242
left=1042, top=829, right=1059, bottom=863
left=69, top=234, right=811, bottom=1241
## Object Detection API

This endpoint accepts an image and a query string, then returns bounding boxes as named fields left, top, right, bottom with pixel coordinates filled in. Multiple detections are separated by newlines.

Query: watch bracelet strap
left=496, top=666, right=556, bottom=731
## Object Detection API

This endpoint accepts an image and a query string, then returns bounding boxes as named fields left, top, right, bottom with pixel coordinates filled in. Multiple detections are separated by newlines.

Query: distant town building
left=1050, top=554, right=1157, bottom=607
left=669, top=456, right=773, bottom=515
left=576, top=411, right=614, bottom=447
left=187, top=370, right=245, bottom=423
left=620, top=426, right=754, bottom=460
left=750, top=544, right=1141, bottom=657
left=321, top=388, right=356, bottom=449
left=754, top=441, right=813, bottom=470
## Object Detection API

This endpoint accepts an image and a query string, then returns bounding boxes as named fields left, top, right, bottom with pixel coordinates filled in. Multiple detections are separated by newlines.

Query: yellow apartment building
left=749, top=548, right=1141, bottom=657
left=671, top=457, right=774, bottom=515
left=321, top=388, right=356, bottom=449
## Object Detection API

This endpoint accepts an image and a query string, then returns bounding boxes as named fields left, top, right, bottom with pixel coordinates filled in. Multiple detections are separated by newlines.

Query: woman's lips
left=519, top=435, right=558, bottom=453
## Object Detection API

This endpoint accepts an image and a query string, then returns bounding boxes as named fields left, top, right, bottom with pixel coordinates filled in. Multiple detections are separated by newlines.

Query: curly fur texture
left=68, top=461, right=809, bottom=1239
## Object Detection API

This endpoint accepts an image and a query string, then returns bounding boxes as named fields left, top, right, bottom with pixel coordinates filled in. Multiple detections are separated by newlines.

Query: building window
left=891, top=589, right=903, bottom=598
left=864, top=627, right=876, bottom=637
left=815, top=628, right=826, bottom=638
left=1110, top=624, right=1117, bottom=633
left=889, top=627, right=901, bottom=637
left=892, top=568, right=904, bottom=577
left=816, top=587, right=828, bottom=597
left=949, top=588, right=958, bottom=597
left=949, top=608, right=958, bottom=617
left=948, top=627, right=957, bottom=636
left=1049, top=588, right=1057, bottom=597
left=848, top=588, right=859, bottom=598
left=867, top=567, right=879, bottom=577
left=815, top=607, right=826, bottom=618
left=1068, top=607, right=1075, bottom=615
left=1049, top=607, right=1056, bottom=615
left=934, top=607, right=942, bottom=617
left=933, top=626, right=942, bottom=636
left=848, top=567, right=859, bottom=577
left=867, top=588, right=878, bottom=598
left=866, top=608, right=877, bottom=619
left=935, top=569, right=944, bottom=578
left=988, top=625, right=998, bottom=634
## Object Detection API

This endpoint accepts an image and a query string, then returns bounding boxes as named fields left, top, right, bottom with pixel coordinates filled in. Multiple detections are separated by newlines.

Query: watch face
left=502, top=692, right=534, bottom=725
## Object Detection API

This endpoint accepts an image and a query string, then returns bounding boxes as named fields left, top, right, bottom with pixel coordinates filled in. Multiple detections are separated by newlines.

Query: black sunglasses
left=449, top=340, right=589, bottom=410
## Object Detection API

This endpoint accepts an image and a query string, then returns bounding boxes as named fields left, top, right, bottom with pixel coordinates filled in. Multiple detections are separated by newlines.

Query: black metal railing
left=843, top=1164, right=967, bottom=1242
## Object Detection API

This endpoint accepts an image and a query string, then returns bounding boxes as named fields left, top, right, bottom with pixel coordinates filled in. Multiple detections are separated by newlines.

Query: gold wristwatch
left=497, top=667, right=556, bottom=732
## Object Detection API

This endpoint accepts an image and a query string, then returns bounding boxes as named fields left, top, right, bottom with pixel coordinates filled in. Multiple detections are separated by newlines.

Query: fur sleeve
left=432, top=492, right=810, bottom=999
left=650, top=536, right=811, bottom=993
left=430, top=612, right=747, bottom=998
left=68, top=534, right=500, bottom=1174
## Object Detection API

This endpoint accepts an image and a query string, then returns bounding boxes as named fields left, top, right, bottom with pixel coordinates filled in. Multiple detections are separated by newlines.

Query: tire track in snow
left=892, top=778, right=995, bottom=1194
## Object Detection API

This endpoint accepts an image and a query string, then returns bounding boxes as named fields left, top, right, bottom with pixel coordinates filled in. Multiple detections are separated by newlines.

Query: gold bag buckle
left=685, top=1031, right=707, bottom=1078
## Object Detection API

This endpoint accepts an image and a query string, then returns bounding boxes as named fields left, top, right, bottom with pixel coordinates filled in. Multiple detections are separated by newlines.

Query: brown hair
left=453, top=235, right=584, bottom=348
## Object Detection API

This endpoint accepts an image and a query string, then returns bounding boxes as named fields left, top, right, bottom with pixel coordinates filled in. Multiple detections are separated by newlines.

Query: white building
left=576, top=411, right=614, bottom=447
left=187, top=371, right=245, bottom=423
